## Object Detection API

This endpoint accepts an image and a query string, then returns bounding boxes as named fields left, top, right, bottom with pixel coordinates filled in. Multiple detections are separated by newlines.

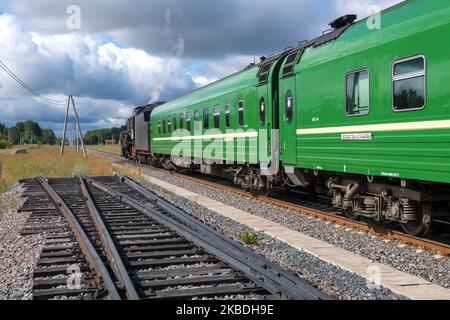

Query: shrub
left=0, top=140, right=10, bottom=149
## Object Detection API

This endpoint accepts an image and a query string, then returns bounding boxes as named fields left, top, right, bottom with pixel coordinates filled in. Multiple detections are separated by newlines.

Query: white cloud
left=191, top=75, right=213, bottom=88
left=333, top=0, right=404, bottom=19
left=0, top=12, right=255, bottom=134
left=0, top=13, right=197, bottom=134
left=190, top=54, right=256, bottom=88
left=0, top=13, right=196, bottom=102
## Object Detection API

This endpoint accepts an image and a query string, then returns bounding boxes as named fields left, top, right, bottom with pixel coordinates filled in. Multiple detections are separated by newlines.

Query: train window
left=282, top=51, right=300, bottom=78
left=173, top=115, right=177, bottom=130
left=225, top=105, right=231, bottom=128
left=167, top=118, right=172, bottom=133
left=203, top=108, right=209, bottom=129
left=194, top=110, right=200, bottom=130
left=238, top=101, right=244, bottom=128
left=393, top=56, right=426, bottom=111
left=260, top=97, right=266, bottom=125
left=213, top=106, right=220, bottom=129
left=186, top=112, right=191, bottom=132
left=285, top=91, right=293, bottom=124
left=158, top=121, right=161, bottom=134
left=180, top=113, right=184, bottom=129
left=162, top=120, right=166, bottom=134
left=346, top=69, right=370, bottom=116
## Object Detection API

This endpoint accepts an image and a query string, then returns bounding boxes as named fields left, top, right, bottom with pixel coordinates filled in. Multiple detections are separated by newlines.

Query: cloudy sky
left=0, top=0, right=403, bottom=136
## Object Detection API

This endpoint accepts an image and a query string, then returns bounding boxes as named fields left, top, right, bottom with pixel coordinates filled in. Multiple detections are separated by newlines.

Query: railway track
left=87, top=148, right=450, bottom=257
left=18, top=174, right=329, bottom=300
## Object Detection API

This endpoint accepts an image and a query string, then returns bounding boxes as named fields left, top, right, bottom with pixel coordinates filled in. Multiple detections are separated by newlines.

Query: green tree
left=0, top=123, right=6, bottom=140
left=23, top=120, right=42, bottom=143
left=42, top=129, right=56, bottom=145
left=84, top=127, right=121, bottom=145
left=15, top=122, right=25, bottom=133
left=8, top=127, right=20, bottom=145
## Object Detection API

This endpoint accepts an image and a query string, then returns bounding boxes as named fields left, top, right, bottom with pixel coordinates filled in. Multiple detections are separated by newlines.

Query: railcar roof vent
left=329, top=14, right=357, bottom=30
left=258, top=62, right=272, bottom=85
left=282, top=50, right=301, bottom=78
left=283, top=48, right=305, bottom=78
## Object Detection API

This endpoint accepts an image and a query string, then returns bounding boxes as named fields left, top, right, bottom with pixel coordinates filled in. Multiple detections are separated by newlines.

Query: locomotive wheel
left=344, top=207, right=360, bottom=221
left=401, top=203, right=432, bottom=236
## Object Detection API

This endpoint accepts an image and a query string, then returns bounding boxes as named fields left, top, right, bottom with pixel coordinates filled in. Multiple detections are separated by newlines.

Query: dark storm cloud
left=7, top=0, right=330, bottom=58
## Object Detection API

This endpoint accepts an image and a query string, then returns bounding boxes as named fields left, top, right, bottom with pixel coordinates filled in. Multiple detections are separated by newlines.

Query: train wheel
left=401, top=203, right=432, bottom=236
left=344, top=207, right=360, bottom=221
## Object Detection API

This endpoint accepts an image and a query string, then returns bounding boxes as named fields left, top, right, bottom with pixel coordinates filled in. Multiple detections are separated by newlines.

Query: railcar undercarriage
left=125, top=151, right=450, bottom=236
left=319, top=174, right=450, bottom=236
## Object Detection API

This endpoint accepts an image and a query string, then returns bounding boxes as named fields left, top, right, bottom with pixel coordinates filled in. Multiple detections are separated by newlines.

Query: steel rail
left=153, top=170, right=450, bottom=257
left=85, top=174, right=332, bottom=300
left=87, top=148, right=450, bottom=256
left=36, top=176, right=121, bottom=300
left=75, top=174, right=140, bottom=300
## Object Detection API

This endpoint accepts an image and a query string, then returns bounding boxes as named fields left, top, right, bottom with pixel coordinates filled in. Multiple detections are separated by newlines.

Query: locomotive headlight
left=260, top=102, right=265, bottom=112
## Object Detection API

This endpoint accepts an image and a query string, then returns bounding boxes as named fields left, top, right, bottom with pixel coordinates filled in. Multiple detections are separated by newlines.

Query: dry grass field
left=0, top=145, right=114, bottom=194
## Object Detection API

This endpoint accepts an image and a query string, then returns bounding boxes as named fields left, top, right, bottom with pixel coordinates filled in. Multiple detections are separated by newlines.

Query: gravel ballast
left=0, top=184, right=45, bottom=300
left=131, top=167, right=450, bottom=291
left=127, top=168, right=410, bottom=300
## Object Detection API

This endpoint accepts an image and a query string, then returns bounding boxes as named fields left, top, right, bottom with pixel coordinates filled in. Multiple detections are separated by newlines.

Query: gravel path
left=0, top=184, right=45, bottom=300
left=130, top=170, right=406, bottom=300
left=133, top=167, right=450, bottom=292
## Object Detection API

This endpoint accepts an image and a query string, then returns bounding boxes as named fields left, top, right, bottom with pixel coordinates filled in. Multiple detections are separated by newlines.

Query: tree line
left=84, top=127, right=122, bottom=145
left=0, top=120, right=124, bottom=149
left=0, top=121, right=56, bottom=148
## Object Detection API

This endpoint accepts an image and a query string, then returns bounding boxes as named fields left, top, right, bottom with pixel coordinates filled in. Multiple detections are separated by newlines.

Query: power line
left=0, top=59, right=88, bottom=156
left=0, top=59, right=67, bottom=105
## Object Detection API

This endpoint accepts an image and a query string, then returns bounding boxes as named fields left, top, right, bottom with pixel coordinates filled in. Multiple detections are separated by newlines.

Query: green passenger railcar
left=277, top=0, right=450, bottom=234
left=123, top=0, right=450, bottom=235
left=289, top=0, right=450, bottom=184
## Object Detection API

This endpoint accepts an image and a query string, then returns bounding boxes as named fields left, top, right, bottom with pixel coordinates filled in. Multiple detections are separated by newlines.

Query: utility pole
left=76, top=119, right=80, bottom=153
left=60, top=95, right=87, bottom=159
left=60, top=96, right=70, bottom=158
left=71, top=95, right=87, bottom=159
left=72, top=118, right=77, bottom=150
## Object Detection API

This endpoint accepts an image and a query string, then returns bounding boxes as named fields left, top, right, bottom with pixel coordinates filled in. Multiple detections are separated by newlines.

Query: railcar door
left=257, top=85, right=271, bottom=164
left=279, top=77, right=297, bottom=165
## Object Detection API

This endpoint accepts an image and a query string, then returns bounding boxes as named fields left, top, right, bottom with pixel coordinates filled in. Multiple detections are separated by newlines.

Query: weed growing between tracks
left=240, top=232, right=260, bottom=246
left=0, top=146, right=114, bottom=196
